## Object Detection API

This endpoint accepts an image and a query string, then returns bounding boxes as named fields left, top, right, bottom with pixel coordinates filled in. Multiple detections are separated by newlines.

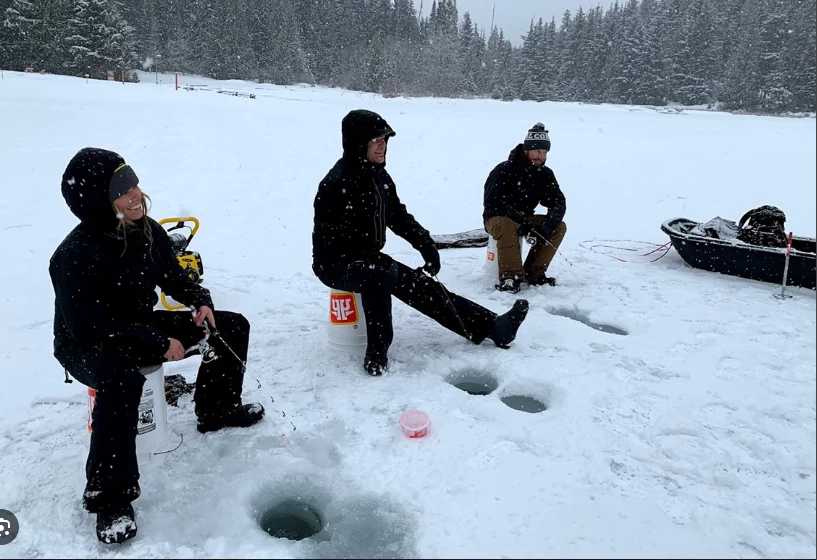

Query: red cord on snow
left=579, top=239, right=673, bottom=263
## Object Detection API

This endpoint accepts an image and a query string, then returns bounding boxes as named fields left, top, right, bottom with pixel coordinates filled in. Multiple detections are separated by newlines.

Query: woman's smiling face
left=113, top=185, right=145, bottom=221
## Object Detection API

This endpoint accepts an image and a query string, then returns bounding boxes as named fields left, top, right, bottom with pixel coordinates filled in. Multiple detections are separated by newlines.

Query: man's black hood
left=508, top=144, right=528, bottom=164
left=61, top=147, right=131, bottom=232
left=508, top=143, right=545, bottom=171
left=341, top=109, right=396, bottom=168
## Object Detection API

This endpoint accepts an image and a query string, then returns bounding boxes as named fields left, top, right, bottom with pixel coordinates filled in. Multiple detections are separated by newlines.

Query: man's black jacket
left=483, top=144, right=566, bottom=234
left=312, top=110, right=433, bottom=273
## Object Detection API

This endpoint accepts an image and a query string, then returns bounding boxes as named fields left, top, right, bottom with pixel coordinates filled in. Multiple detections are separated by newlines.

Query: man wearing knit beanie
left=482, top=123, right=567, bottom=293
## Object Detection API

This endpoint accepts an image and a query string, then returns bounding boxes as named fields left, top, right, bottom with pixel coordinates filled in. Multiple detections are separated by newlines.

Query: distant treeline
left=1, top=0, right=814, bottom=113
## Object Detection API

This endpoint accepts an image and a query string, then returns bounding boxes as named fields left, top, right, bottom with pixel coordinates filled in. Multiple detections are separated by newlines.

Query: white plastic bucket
left=484, top=235, right=499, bottom=278
left=87, top=364, right=172, bottom=466
left=485, top=235, right=527, bottom=280
left=326, top=290, right=367, bottom=356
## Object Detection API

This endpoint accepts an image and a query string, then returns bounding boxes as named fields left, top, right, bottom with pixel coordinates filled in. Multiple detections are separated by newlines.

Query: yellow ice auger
left=158, top=217, right=204, bottom=310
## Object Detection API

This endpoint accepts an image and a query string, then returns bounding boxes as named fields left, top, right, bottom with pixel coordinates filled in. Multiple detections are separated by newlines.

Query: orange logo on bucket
left=87, top=388, right=96, bottom=433
left=330, top=292, right=359, bottom=325
left=487, top=251, right=495, bottom=261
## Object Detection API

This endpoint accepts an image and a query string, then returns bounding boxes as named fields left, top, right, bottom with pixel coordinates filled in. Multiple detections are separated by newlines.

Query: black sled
left=661, top=217, right=816, bottom=290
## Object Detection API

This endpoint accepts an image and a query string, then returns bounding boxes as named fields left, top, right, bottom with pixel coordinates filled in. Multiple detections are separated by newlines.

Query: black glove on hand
left=420, top=243, right=441, bottom=276
left=535, top=224, right=553, bottom=241
left=517, top=217, right=535, bottom=238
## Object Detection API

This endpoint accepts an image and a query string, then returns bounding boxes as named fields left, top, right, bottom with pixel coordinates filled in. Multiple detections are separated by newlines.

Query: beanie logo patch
left=526, top=131, right=550, bottom=141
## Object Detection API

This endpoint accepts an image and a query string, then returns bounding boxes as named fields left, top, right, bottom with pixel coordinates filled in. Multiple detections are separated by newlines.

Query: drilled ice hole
left=259, top=499, right=324, bottom=541
left=447, top=369, right=499, bottom=396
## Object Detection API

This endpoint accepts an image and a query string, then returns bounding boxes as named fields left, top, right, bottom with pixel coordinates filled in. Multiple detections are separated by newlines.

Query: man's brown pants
left=485, top=216, right=567, bottom=281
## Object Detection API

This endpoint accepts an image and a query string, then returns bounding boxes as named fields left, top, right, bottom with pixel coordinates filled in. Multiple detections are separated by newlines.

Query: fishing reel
left=158, top=217, right=204, bottom=310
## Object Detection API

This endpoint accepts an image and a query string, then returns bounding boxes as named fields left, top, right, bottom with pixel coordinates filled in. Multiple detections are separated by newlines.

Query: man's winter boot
left=490, top=299, right=529, bottom=349
left=364, top=352, right=388, bottom=376
left=528, top=274, right=557, bottom=287
left=197, top=403, right=265, bottom=433
left=495, top=278, right=521, bottom=294
left=96, top=503, right=137, bottom=544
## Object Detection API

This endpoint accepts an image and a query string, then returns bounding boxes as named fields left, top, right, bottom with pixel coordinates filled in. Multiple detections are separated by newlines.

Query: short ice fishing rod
left=188, top=307, right=296, bottom=430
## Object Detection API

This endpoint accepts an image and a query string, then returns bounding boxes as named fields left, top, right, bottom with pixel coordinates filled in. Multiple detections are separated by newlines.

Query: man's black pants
left=317, top=255, right=497, bottom=359
left=56, top=310, right=249, bottom=513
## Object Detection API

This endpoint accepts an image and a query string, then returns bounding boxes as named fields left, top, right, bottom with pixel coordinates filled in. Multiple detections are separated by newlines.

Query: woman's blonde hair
left=113, top=193, right=154, bottom=253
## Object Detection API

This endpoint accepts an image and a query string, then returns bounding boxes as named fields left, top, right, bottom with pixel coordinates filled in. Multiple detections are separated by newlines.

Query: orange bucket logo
left=330, top=292, right=359, bottom=325
left=87, top=388, right=96, bottom=433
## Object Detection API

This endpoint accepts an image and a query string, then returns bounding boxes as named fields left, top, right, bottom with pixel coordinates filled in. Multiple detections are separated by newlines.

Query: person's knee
left=487, top=216, right=520, bottom=238
left=95, top=358, right=145, bottom=396
left=355, top=261, right=398, bottom=293
left=215, top=310, right=250, bottom=337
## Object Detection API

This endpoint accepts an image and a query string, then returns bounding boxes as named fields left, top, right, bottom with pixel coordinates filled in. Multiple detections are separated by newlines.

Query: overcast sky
left=450, top=0, right=600, bottom=45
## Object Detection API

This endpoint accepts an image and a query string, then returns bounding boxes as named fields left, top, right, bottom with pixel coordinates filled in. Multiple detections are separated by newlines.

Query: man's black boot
left=528, top=274, right=557, bottom=287
left=495, top=278, right=521, bottom=293
left=490, top=299, right=529, bottom=349
left=364, top=351, right=388, bottom=376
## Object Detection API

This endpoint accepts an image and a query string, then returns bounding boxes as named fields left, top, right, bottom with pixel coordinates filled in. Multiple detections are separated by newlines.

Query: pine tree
left=391, top=0, right=423, bottom=94
left=64, top=0, right=138, bottom=80
left=581, top=7, right=609, bottom=102
left=603, top=1, right=641, bottom=104
left=554, top=10, right=576, bottom=100
left=458, top=12, right=480, bottom=96
left=625, top=0, right=661, bottom=104
left=783, top=0, right=816, bottom=111
left=516, top=20, right=541, bottom=100
left=424, top=0, right=462, bottom=96
left=723, top=0, right=792, bottom=112
left=249, top=0, right=305, bottom=85
left=199, top=0, right=256, bottom=81
left=755, top=0, right=792, bottom=112
left=537, top=18, right=558, bottom=101
left=1, top=0, right=38, bottom=70
left=487, top=28, right=514, bottom=100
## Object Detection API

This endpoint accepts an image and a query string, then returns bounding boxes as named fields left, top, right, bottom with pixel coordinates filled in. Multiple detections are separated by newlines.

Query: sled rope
left=579, top=239, right=673, bottom=263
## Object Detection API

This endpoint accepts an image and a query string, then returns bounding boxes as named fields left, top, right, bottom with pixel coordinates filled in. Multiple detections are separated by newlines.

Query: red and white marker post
left=774, top=232, right=794, bottom=300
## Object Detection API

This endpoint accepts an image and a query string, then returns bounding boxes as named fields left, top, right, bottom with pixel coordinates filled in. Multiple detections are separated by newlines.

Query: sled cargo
left=660, top=217, right=816, bottom=290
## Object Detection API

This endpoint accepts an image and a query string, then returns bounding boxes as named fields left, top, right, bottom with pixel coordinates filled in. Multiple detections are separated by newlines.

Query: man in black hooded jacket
left=313, top=109, right=530, bottom=376
left=483, top=123, right=567, bottom=293
left=50, top=147, right=264, bottom=544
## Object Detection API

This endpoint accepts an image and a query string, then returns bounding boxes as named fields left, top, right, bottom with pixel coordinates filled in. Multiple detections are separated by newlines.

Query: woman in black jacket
left=49, top=148, right=264, bottom=544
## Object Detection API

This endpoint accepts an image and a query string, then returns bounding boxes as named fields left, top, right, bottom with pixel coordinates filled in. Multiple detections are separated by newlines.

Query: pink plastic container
left=399, top=410, right=429, bottom=438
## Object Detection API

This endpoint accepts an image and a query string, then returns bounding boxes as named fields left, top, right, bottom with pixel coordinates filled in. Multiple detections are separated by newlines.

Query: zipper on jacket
left=373, top=178, right=385, bottom=246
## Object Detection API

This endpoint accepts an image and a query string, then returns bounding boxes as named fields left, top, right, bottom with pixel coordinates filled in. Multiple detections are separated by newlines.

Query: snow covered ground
left=0, top=70, right=814, bottom=558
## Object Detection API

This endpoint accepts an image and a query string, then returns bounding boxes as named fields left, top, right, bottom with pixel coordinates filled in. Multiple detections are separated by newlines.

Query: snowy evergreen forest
left=1, top=0, right=814, bottom=113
